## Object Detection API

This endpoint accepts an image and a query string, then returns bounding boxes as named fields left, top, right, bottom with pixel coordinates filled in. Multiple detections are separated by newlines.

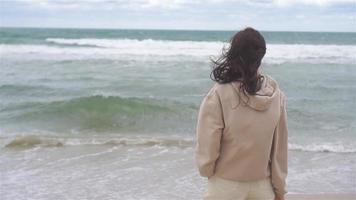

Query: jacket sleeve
left=195, top=86, right=224, bottom=178
left=270, top=92, right=288, bottom=198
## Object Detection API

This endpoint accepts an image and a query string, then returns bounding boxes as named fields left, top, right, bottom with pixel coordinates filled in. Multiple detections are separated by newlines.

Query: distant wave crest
left=0, top=38, right=354, bottom=64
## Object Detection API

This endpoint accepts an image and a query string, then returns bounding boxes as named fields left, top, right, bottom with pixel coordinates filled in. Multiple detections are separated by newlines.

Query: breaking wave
left=2, top=135, right=355, bottom=153
left=0, top=38, right=354, bottom=64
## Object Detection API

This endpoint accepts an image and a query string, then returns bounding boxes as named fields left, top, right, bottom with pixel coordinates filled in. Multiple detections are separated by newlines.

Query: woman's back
left=195, top=27, right=288, bottom=200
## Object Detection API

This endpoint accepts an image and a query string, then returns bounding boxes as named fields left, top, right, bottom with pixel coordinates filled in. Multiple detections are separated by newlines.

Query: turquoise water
left=1, top=28, right=355, bottom=143
left=0, top=28, right=355, bottom=197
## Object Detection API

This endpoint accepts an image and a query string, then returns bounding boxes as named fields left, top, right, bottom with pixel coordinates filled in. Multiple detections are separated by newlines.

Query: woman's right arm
left=271, top=92, right=288, bottom=199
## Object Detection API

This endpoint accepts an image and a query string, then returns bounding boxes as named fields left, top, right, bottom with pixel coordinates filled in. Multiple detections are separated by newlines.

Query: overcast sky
left=0, top=0, right=355, bottom=32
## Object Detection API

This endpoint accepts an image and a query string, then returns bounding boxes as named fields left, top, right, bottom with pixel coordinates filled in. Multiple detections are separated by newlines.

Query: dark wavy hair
left=210, top=27, right=266, bottom=96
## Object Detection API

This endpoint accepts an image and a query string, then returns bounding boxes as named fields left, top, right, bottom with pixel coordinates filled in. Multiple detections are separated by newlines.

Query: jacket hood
left=230, top=74, right=279, bottom=111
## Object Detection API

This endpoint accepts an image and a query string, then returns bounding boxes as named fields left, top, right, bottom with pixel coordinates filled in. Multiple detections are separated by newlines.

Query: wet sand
left=287, top=194, right=356, bottom=200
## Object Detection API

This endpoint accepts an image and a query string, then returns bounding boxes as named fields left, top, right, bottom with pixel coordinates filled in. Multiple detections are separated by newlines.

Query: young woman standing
left=195, top=27, right=288, bottom=200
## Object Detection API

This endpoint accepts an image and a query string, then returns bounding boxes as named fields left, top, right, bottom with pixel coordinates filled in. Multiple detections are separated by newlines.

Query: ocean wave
left=0, top=38, right=355, bottom=64
left=1, top=95, right=197, bottom=132
left=4, top=135, right=64, bottom=148
left=2, top=135, right=355, bottom=153
left=289, top=143, right=356, bottom=153
left=2, top=135, right=194, bottom=149
left=2, top=95, right=182, bottom=115
left=46, top=38, right=102, bottom=48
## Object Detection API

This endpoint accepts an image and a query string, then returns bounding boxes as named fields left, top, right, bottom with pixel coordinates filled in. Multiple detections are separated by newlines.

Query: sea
left=0, top=27, right=355, bottom=199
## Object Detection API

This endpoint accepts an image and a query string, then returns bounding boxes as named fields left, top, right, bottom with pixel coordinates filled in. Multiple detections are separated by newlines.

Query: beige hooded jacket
left=195, top=74, right=288, bottom=198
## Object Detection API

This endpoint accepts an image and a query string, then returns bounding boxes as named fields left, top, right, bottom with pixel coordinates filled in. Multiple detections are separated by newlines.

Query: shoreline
left=287, top=194, right=356, bottom=200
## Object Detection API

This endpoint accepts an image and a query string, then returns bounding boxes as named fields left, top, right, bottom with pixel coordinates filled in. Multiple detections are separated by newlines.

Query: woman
left=195, top=27, right=288, bottom=200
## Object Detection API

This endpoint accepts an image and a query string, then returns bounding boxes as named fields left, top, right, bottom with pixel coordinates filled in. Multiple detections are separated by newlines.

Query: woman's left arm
left=195, top=86, right=224, bottom=178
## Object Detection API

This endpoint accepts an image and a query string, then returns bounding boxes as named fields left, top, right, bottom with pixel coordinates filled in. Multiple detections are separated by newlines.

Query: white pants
left=203, top=175, right=275, bottom=200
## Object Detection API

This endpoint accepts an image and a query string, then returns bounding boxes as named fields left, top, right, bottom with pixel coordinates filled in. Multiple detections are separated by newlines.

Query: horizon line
left=1, top=26, right=355, bottom=34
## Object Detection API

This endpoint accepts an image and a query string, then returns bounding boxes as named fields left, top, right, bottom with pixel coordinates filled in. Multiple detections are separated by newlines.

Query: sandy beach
left=287, top=194, right=356, bottom=200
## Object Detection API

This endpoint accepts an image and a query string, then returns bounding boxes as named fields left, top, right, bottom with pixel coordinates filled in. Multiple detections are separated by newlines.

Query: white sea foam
left=289, top=143, right=356, bottom=153
left=2, top=135, right=355, bottom=153
left=0, top=38, right=355, bottom=64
